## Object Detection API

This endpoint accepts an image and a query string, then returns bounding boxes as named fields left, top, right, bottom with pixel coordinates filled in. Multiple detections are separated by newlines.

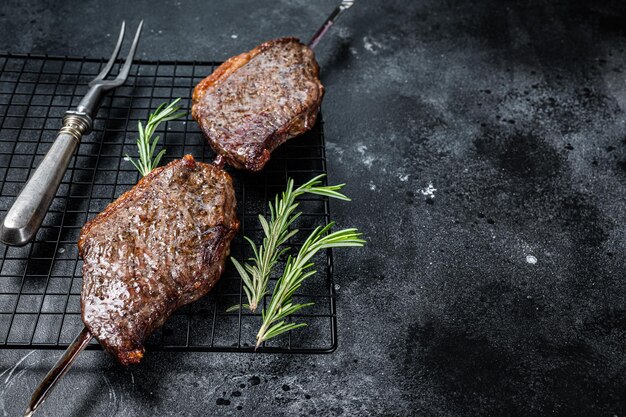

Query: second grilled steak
left=192, top=37, right=324, bottom=171
left=79, top=155, right=239, bottom=365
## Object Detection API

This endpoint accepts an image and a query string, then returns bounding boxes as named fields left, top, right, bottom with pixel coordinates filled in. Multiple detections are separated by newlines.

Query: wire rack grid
left=0, top=53, right=337, bottom=354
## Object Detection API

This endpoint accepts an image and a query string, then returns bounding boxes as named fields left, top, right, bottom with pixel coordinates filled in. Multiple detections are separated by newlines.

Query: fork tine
left=91, top=21, right=126, bottom=83
left=114, top=20, right=144, bottom=83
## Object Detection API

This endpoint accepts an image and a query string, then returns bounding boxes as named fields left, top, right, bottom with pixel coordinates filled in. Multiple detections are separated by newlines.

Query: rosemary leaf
left=254, top=222, right=364, bottom=348
left=124, top=98, right=185, bottom=176
left=229, top=174, right=354, bottom=313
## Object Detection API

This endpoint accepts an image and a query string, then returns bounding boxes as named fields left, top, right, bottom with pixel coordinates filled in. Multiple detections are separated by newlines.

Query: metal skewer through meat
left=25, top=156, right=239, bottom=416
left=80, top=155, right=239, bottom=364
left=26, top=2, right=354, bottom=416
left=192, top=38, right=324, bottom=171
left=192, top=0, right=354, bottom=172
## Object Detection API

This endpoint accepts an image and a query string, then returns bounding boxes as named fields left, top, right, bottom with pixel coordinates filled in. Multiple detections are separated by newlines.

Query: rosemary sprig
left=228, top=174, right=351, bottom=313
left=255, top=223, right=365, bottom=349
left=124, top=98, right=186, bottom=176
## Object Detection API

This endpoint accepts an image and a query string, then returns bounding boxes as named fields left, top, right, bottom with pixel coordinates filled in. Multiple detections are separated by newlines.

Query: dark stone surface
left=1, top=0, right=626, bottom=415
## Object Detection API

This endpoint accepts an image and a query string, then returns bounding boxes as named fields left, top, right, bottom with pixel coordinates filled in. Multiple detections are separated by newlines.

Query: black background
left=1, top=0, right=626, bottom=416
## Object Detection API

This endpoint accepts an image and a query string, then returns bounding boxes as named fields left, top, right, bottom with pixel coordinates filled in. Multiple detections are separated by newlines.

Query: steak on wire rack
left=192, top=37, right=325, bottom=171
left=78, top=155, right=239, bottom=364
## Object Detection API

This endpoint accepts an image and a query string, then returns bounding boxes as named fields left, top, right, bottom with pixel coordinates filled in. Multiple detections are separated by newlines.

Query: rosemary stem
left=229, top=175, right=365, bottom=347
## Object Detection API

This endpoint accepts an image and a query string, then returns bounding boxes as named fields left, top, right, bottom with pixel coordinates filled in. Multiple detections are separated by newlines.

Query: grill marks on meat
left=78, top=155, right=239, bottom=364
left=192, top=37, right=324, bottom=171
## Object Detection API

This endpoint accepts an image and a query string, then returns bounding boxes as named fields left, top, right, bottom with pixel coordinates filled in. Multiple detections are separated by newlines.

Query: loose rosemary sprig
left=255, top=223, right=365, bottom=349
left=228, top=174, right=351, bottom=313
left=124, top=98, right=186, bottom=176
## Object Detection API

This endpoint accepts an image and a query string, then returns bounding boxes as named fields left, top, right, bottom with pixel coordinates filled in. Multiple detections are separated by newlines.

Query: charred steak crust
left=192, top=37, right=324, bottom=171
left=79, top=155, right=239, bottom=365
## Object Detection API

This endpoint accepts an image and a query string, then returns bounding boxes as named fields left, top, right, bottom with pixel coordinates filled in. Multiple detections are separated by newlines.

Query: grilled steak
left=78, top=155, right=239, bottom=365
left=192, top=37, right=324, bottom=171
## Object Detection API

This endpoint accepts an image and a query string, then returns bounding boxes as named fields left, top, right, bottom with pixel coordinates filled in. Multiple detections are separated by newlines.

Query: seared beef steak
left=79, top=155, right=239, bottom=364
left=192, top=37, right=324, bottom=171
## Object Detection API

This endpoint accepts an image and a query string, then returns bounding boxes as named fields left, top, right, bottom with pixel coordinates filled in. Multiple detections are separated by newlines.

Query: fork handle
left=0, top=112, right=91, bottom=246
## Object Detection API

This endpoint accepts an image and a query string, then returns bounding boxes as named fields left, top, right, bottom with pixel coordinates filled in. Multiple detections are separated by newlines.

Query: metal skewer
left=24, top=20, right=143, bottom=417
left=27, top=154, right=227, bottom=417
left=28, top=154, right=223, bottom=416
left=308, top=0, right=355, bottom=49
left=24, top=328, right=93, bottom=417
left=25, top=3, right=353, bottom=414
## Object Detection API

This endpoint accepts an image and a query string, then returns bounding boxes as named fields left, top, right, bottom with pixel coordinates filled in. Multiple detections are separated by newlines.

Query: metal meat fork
left=0, top=21, right=144, bottom=246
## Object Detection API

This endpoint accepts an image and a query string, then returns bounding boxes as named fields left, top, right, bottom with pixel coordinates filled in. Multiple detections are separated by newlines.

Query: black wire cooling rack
left=0, top=53, right=337, bottom=353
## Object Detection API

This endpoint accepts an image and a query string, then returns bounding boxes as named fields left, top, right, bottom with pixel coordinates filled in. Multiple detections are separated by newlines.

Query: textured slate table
left=1, top=0, right=626, bottom=416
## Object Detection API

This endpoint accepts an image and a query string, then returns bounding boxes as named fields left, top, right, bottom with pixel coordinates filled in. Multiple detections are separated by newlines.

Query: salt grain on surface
left=526, top=255, right=537, bottom=264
